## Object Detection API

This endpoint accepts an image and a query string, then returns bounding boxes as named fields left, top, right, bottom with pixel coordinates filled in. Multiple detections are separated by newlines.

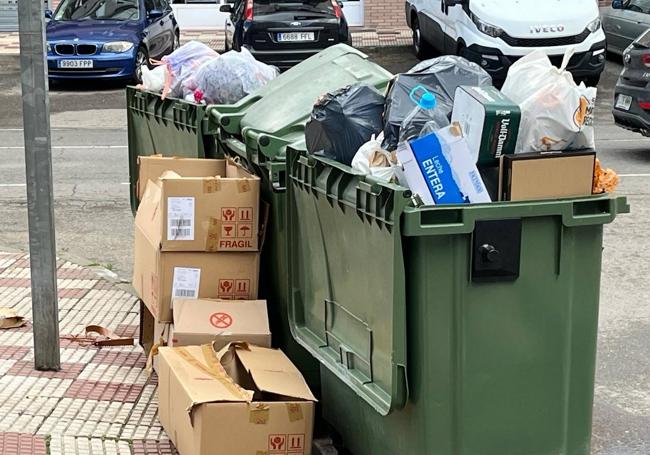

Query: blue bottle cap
left=419, top=92, right=436, bottom=110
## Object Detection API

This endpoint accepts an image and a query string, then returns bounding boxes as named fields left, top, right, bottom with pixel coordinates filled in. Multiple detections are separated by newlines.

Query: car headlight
left=470, top=12, right=503, bottom=38
left=46, top=43, right=52, bottom=53
left=103, top=41, right=135, bottom=53
left=587, top=17, right=601, bottom=33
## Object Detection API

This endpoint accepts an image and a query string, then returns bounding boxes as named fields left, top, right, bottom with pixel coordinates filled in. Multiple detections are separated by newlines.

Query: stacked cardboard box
left=132, top=156, right=316, bottom=455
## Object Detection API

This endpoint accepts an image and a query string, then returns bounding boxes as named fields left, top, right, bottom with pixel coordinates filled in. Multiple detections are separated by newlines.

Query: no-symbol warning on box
left=209, top=312, right=232, bottom=329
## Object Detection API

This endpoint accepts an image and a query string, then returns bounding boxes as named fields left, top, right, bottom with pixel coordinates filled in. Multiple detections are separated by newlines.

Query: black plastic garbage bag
left=305, top=84, right=385, bottom=166
left=382, top=55, right=492, bottom=150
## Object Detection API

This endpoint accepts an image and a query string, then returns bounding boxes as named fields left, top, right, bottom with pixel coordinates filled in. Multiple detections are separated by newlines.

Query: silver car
left=601, top=0, right=650, bottom=54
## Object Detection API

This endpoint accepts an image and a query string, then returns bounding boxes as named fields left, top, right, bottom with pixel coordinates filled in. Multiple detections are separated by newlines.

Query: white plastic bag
left=351, top=133, right=401, bottom=183
left=501, top=49, right=596, bottom=153
left=140, top=65, right=166, bottom=92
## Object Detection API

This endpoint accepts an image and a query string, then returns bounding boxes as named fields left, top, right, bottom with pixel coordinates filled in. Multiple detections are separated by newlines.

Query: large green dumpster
left=286, top=148, right=628, bottom=455
left=206, top=44, right=393, bottom=391
left=126, top=88, right=217, bottom=212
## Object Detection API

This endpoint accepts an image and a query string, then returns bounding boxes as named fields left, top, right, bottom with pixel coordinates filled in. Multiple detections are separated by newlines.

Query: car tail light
left=639, top=101, right=650, bottom=110
left=331, top=0, right=342, bottom=18
left=642, top=54, right=650, bottom=67
left=245, top=0, right=253, bottom=21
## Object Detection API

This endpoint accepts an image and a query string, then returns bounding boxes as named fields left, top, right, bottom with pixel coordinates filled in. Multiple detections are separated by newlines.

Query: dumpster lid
left=286, top=151, right=409, bottom=415
left=209, top=44, right=393, bottom=163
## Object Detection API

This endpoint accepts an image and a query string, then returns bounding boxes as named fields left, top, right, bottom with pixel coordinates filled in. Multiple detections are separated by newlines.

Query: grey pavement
left=0, top=48, right=648, bottom=453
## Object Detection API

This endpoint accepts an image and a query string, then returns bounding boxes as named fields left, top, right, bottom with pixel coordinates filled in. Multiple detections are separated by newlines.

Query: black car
left=220, top=0, right=351, bottom=70
left=613, top=28, right=650, bottom=136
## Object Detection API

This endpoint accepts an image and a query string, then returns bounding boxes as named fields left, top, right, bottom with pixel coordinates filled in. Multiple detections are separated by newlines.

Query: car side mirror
left=147, top=9, right=164, bottom=20
left=612, top=0, right=623, bottom=9
left=44, top=9, right=53, bottom=19
left=219, top=4, right=233, bottom=12
left=444, top=0, right=467, bottom=6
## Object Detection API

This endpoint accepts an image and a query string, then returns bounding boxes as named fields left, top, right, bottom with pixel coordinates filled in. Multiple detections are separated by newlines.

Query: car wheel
left=411, top=16, right=432, bottom=59
left=173, top=32, right=181, bottom=52
left=134, top=47, right=148, bottom=84
left=581, top=75, right=601, bottom=87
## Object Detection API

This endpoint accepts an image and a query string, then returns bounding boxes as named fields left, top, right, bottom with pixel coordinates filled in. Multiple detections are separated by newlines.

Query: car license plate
left=58, top=59, right=93, bottom=69
left=616, top=94, right=632, bottom=111
left=277, top=32, right=315, bottom=42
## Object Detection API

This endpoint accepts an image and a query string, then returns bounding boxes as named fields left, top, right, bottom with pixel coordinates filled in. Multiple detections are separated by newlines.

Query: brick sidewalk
left=0, top=28, right=411, bottom=55
left=0, top=252, right=177, bottom=455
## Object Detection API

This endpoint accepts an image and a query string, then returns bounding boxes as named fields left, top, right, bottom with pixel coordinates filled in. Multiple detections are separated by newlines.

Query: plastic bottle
left=399, top=85, right=450, bottom=143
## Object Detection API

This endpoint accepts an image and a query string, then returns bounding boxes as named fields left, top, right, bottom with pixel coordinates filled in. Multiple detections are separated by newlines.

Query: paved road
left=0, top=48, right=648, bottom=454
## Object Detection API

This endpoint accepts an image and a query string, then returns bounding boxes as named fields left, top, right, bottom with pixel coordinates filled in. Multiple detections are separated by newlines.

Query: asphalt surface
left=0, top=47, right=648, bottom=454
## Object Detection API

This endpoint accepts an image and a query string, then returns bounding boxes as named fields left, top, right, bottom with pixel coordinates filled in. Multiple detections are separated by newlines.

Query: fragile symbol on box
left=221, top=223, right=236, bottom=238
left=269, top=434, right=286, bottom=452
left=222, top=207, right=236, bottom=221
left=218, top=279, right=234, bottom=296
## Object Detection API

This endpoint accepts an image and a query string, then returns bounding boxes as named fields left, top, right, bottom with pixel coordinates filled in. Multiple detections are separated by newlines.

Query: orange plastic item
left=592, top=159, right=619, bottom=194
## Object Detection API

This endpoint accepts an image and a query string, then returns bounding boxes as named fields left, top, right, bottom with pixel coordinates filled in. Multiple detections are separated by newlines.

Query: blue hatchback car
left=46, top=0, right=180, bottom=82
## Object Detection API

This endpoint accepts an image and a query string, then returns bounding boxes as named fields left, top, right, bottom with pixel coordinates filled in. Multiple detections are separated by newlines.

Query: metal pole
left=18, top=0, right=60, bottom=371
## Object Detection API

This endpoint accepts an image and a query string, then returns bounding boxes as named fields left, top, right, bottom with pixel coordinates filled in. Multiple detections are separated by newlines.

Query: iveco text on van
left=405, top=0, right=606, bottom=85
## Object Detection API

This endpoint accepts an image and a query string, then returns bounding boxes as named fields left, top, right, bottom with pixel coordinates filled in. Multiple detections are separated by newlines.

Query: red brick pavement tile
left=64, top=379, right=145, bottom=403
left=0, top=278, right=30, bottom=287
left=132, top=440, right=179, bottom=455
left=56, top=268, right=97, bottom=279
left=58, top=288, right=90, bottom=299
left=0, top=346, right=30, bottom=360
left=146, top=372, right=158, bottom=386
left=59, top=338, right=99, bottom=349
left=7, top=360, right=85, bottom=379
left=115, top=324, right=139, bottom=338
left=0, top=432, right=47, bottom=455
left=92, top=350, right=146, bottom=368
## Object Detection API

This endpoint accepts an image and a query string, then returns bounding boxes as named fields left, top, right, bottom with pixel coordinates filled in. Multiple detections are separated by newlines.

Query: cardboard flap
left=159, top=170, right=183, bottom=180
left=135, top=180, right=163, bottom=245
left=220, top=343, right=316, bottom=402
left=159, top=345, right=254, bottom=407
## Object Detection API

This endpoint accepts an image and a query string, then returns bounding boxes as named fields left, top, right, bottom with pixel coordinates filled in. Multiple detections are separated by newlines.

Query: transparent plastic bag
left=190, top=48, right=279, bottom=105
left=383, top=55, right=491, bottom=151
left=158, top=41, right=218, bottom=99
left=501, top=49, right=596, bottom=153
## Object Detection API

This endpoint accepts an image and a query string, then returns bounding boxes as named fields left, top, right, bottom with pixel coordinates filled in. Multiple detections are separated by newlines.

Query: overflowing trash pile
left=305, top=51, right=618, bottom=204
left=137, top=41, right=279, bottom=104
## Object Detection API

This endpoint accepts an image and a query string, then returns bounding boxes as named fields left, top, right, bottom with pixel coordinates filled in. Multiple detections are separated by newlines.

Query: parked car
left=405, top=0, right=606, bottom=85
left=612, top=28, right=650, bottom=135
left=601, top=0, right=650, bottom=55
left=221, top=0, right=351, bottom=70
left=45, top=0, right=180, bottom=82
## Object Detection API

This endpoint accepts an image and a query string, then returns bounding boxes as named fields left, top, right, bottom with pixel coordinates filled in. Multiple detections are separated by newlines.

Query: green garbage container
left=206, top=44, right=393, bottom=391
left=286, top=148, right=629, bottom=455
left=126, top=87, right=217, bottom=213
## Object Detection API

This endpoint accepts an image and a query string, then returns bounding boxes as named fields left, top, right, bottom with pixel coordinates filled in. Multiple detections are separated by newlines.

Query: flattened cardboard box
left=133, top=181, right=260, bottom=323
left=137, top=155, right=226, bottom=202
left=157, top=160, right=260, bottom=252
left=158, top=343, right=316, bottom=455
left=170, top=299, right=271, bottom=350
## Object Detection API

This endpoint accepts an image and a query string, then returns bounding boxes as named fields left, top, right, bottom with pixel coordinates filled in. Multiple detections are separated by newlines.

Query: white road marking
left=619, top=173, right=650, bottom=177
left=0, top=184, right=26, bottom=187
left=0, top=145, right=127, bottom=150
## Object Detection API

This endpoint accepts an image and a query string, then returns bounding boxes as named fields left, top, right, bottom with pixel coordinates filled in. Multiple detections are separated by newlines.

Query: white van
left=405, top=0, right=606, bottom=85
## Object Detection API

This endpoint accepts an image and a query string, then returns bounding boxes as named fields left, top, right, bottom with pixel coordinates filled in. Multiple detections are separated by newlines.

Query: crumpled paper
left=0, top=307, right=26, bottom=329
left=593, top=158, right=619, bottom=194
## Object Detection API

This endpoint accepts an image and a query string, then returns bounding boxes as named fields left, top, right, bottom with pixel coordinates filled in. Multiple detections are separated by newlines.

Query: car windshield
left=254, top=0, right=335, bottom=16
left=54, top=0, right=140, bottom=21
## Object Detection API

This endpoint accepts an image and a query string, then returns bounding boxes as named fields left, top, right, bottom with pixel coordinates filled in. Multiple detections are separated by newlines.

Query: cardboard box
left=451, top=86, right=521, bottom=166
left=170, top=299, right=271, bottom=350
left=498, top=151, right=596, bottom=201
left=133, top=182, right=260, bottom=322
left=158, top=343, right=316, bottom=455
left=137, top=155, right=225, bottom=202
left=157, top=159, right=260, bottom=252
left=139, top=301, right=171, bottom=373
left=397, top=125, right=490, bottom=205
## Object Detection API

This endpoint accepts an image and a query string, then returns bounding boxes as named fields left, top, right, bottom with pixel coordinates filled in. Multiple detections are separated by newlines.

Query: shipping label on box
left=451, top=86, right=521, bottom=166
left=158, top=343, right=316, bottom=455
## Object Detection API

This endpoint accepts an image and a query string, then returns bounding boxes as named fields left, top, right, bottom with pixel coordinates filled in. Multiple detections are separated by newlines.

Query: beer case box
left=137, top=155, right=226, bottom=202
left=451, top=85, right=521, bottom=166
left=158, top=343, right=316, bottom=455
left=169, top=299, right=271, bottom=350
left=498, top=150, right=596, bottom=201
left=162, top=163, right=260, bottom=252
left=133, top=181, right=260, bottom=323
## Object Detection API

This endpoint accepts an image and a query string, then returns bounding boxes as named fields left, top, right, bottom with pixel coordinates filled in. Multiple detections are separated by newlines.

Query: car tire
left=581, top=75, right=601, bottom=87
left=173, top=32, right=180, bottom=52
left=411, top=16, right=432, bottom=59
left=133, top=46, right=149, bottom=85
